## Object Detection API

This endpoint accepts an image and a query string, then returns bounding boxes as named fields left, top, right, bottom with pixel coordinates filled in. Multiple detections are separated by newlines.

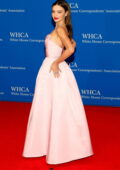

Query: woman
left=22, top=0, right=94, bottom=165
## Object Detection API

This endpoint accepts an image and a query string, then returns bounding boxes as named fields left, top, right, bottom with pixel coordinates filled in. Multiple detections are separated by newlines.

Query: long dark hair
left=51, top=0, right=73, bottom=40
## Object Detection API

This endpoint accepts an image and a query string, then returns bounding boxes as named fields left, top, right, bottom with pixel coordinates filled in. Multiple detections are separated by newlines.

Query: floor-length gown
left=22, top=33, right=94, bottom=164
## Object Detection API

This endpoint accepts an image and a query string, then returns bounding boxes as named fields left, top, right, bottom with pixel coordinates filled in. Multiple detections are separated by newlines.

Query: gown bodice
left=45, top=34, right=64, bottom=59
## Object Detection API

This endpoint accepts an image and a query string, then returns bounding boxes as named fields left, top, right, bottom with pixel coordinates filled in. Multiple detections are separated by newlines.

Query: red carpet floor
left=0, top=101, right=120, bottom=170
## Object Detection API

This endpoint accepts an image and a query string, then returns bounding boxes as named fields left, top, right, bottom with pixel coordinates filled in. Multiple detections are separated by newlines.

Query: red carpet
left=0, top=101, right=120, bottom=170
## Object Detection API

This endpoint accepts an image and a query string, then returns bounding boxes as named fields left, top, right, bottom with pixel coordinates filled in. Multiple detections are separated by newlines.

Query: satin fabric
left=22, top=34, right=94, bottom=164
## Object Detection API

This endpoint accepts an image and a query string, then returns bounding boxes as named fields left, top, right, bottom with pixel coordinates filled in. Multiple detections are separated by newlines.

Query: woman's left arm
left=53, top=27, right=76, bottom=64
left=71, top=39, right=76, bottom=49
left=49, top=27, right=76, bottom=78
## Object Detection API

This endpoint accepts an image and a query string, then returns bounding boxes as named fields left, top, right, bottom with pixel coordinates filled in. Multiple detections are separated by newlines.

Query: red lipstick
left=54, top=17, right=59, bottom=20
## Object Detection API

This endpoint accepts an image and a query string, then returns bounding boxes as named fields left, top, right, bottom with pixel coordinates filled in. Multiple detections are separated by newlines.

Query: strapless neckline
left=46, top=34, right=64, bottom=50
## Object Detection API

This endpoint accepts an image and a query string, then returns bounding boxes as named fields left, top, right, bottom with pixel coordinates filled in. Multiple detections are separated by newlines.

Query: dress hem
left=22, top=152, right=94, bottom=165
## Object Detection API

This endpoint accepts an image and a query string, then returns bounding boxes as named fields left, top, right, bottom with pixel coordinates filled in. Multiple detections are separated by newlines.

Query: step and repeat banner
left=0, top=0, right=120, bottom=106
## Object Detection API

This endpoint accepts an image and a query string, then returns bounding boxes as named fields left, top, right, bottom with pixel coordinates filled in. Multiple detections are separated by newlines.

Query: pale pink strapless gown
left=22, top=34, right=94, bottom=164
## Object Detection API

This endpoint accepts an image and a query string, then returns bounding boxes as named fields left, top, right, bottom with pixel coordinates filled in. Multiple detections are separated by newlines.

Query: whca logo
left=11, top=86, right=29, bottom=92
left=9, top=32, right=29, bottom=38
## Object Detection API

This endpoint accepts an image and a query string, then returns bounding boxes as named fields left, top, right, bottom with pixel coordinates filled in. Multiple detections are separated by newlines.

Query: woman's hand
left=49, top=61, right=62, bottom=78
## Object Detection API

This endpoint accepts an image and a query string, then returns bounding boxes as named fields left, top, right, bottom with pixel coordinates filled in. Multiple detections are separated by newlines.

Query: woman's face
left=52, top=5, right=67, bottom=23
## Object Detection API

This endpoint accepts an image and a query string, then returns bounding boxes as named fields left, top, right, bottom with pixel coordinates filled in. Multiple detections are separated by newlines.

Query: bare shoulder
left=55, top=26, right=75, bottom=52
left=56, top=26, right=69, bottom=38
